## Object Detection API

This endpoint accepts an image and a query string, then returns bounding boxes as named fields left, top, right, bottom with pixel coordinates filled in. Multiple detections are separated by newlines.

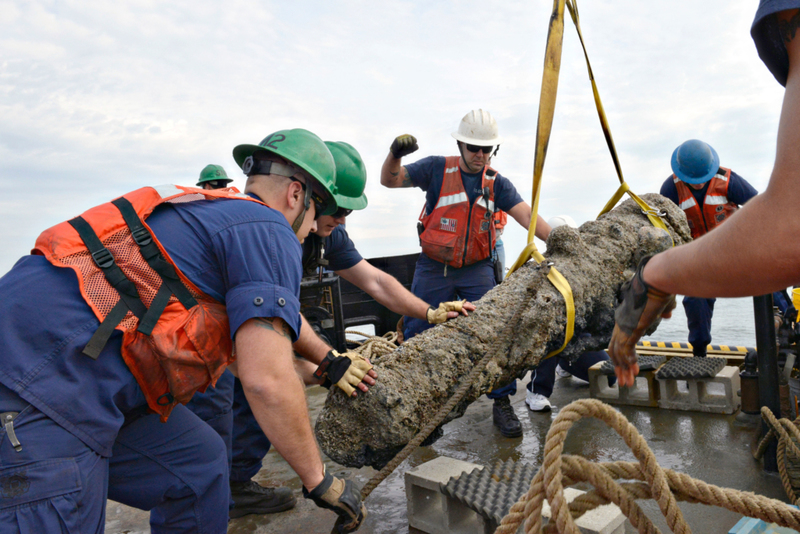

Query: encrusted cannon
left=316, top=194, right=691, bottom=469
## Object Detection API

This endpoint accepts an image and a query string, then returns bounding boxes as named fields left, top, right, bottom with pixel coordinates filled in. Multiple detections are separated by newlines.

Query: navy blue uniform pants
left=0, top=383, right=229, bottom=534
left=683, top=297, right=715, bottom=355
left=527, top=351, right=612, bottom=398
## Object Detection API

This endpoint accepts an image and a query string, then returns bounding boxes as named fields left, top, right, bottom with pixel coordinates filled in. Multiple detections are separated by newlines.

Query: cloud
left=0, top=0, right=789, bottom=275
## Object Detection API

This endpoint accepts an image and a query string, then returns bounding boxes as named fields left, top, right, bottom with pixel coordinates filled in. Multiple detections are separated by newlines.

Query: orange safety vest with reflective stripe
left=418, top=156, right=497, bottom=268
left=674, top=167, right=738, bottom=239
left=33, top=185, right=266, bottom=421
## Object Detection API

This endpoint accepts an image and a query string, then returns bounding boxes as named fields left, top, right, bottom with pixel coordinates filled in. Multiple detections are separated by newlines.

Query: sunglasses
left=465, top=144, right=494, bottom=154
left=333, top=207, right=353, bottom=218
left=289, top=177, right=330, bottom=218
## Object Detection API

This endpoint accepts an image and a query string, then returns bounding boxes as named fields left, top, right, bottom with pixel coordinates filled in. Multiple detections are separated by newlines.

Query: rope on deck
left=755, top=406, right=800, bottom=508
left=494, top=398, right=800, bottom=534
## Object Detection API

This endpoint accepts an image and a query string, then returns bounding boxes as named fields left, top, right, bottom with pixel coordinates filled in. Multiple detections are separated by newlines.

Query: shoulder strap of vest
left=111, top=197, right=199, bottom=335
left=67, top=215, right=148, bottom=359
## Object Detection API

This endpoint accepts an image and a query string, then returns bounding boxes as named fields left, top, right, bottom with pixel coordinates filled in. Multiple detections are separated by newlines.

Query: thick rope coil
left=494, top=399, right=800, bottom=534
left=754, top=406, right=800, bottom=506
left=344, top=330, right=398, bottom=362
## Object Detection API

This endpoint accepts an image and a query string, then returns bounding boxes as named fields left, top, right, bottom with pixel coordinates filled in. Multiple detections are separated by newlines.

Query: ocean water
left=645, top=296, right=758, bottom=348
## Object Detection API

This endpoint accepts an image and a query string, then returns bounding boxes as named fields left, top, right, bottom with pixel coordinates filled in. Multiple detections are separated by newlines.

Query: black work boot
left=492, top=397, right=523, bottom=438
left=229, top=480, right=297, bottom=518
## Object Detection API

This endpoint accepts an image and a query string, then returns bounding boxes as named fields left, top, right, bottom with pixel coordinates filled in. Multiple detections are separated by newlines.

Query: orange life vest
left=33, top=185, right=266, bottom=421
left=418, top=156, right=497, bottom=268
left=494, top=210, right=507, bottom=231
left=674, top=167, right=738, bottom=239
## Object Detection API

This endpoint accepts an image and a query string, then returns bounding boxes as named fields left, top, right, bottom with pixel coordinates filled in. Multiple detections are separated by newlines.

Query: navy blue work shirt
left=314, top=225, right=363, bottom=271
left=0, top=191, right=303, bottom=456
left=405, top=156, right=524, bottom=217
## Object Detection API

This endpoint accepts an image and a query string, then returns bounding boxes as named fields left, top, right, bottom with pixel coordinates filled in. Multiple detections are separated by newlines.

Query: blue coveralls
left=0, top=193, right=303, bottom=533
left=527, top=351, right=613, bottom=398
left=229, top=226, right=363, bottom=484
left=660, top=172, right=759, bottom=355
left=402, top=156, right=526, bottom=399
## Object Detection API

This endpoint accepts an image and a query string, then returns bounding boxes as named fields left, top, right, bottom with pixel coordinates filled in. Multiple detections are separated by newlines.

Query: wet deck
left=104, top=371, right=787, bottom=533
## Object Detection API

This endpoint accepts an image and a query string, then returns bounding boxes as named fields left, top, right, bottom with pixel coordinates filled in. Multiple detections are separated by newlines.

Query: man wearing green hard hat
left=220, top=140, right=474, bottom=520
left=0, top=127, right=369, bottom=533
left=197, top=164, right=234, bottom=190
left=176, top=128, right=371, bottom=530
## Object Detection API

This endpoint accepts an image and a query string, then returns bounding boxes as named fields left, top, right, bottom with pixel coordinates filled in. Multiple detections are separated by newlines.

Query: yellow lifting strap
left=506, top=0, right=669, bottom=359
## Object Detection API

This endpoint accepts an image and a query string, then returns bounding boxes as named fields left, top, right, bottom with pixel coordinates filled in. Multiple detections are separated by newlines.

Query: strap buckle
left=91, top=248, right=115, bottom=269
left=641, top=208, right=666, bottom=218
left=131, top=226, right=152, bottom=247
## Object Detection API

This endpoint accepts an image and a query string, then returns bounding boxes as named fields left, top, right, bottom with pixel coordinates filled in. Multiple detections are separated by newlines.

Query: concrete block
left=407, top=456, right=626, bottom=534
left=589, top=363, right=660, bottom=408
left=657, top=365, right=740, bottom=414
left=405, top=456, right=489, bottom=534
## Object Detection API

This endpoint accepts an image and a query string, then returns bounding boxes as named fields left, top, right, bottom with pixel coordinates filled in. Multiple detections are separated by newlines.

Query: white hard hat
left=547, top=215, right=578, bottom=229
left=451, top=109, right=503, bottom=146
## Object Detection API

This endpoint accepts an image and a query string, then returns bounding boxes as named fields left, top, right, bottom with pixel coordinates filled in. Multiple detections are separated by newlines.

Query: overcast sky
left=0, top=0, right=786, bottom=276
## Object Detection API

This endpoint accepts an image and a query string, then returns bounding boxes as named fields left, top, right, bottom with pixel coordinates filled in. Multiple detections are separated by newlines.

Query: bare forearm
left=364, top=271, right=429, bottom=320
left=235, top=319, right=325, bottom=489
left=380, top=153, right=412, bottom=188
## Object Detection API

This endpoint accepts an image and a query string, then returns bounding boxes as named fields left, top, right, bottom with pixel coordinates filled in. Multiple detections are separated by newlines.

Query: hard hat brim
left=333, top=192, right=368, bottom=211
left=671, top=144, right=720, bottom=185
left=451, top=132, right=504, bottom=146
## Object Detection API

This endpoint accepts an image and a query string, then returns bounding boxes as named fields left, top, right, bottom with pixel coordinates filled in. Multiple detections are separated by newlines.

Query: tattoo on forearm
left=778, top=10, right=800, bottom=45
left=254, top=317, right=291, bottom=340
left=401, top=170, right=412, bottom=188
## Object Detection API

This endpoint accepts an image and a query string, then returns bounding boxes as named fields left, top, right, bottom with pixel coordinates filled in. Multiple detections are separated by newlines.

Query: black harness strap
left=68, top=216, right=147, bottom=319
left=68, top=216, right=148, bottom=359
left=111, top=197, right=198, bottom=312
left=69, top=196, right=200, bottom=357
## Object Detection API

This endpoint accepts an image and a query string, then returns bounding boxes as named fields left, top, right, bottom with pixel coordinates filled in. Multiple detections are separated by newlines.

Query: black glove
left=304, top=471, right=366, bottom=532
left=608, top=256, right=676, bottom=386
left=390, top=134, right=418, bottom=159
left=314, top=350, right=373, bottom=396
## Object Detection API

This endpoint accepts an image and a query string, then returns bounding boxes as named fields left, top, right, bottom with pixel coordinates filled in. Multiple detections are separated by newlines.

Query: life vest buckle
left=90, top=248, right=115, bottom=269
left=131, top=226, right=152, bottom=247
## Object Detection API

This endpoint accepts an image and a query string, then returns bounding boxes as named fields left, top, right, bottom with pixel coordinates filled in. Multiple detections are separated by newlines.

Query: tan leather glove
left=314, top=350, right=373, bottom=396
left=304, top=469, right=367, bottom=532
left=390, top=134, right=419, bottom=159
left=608, top=256, right=676, bottom=386
left=426, top=300, right=465, bottom=324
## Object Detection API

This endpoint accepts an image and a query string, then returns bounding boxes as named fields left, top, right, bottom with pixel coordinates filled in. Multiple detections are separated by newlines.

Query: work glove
left=607, top=256, right=676, bottom=387
left=304, top=470, right=367, bottom=532
left=426, top=300, right=465, bottom=324
left=314, top=350, right=373, bottom=396
left=390, top=134, right=419, bottom=159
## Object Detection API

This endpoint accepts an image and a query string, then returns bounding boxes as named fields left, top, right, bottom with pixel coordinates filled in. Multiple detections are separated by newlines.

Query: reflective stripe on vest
left=674, top=168, right=738, bottom=240
left=33, top=185, right=263, bottom=421
left=418, top=156, right=497, bottom=268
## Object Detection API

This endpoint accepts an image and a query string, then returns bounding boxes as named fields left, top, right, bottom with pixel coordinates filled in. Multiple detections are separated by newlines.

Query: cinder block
left=407, top=456, right=626, bottom=534
left=657, top=366, right=740, bottom=414
left=405, top=456, right=489, bottom=534
left=589, top=363, right=660, bottom=407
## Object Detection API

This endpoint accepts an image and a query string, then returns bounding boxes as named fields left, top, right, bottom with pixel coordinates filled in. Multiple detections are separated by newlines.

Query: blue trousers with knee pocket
left=0, top=382, right=230, bottom=534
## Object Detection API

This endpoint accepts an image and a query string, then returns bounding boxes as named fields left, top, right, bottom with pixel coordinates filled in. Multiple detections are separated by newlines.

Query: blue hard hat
left=671, top=139, right=720, bottom=185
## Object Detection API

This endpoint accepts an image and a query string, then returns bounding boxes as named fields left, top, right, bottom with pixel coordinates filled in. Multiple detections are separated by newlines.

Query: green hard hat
left=197, top=164, right=232, bottom=186
left=325, top=141, right=368, bottom=211
left=232, top=129, right=338, bottom=216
